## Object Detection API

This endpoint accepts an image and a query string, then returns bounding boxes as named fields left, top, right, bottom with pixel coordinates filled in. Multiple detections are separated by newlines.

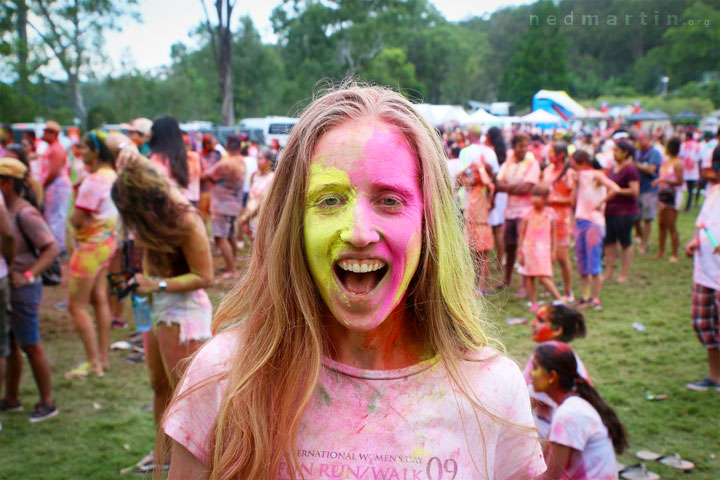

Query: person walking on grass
left=603, top=140, right=640, bottom=284
left=653, top=137, right=684, bottom=263
left=0, top=157, right=59, bottom=423
left=65, top=131, right=118, bottom=378
left=542, top=142, right=575, bottom=301
left=570, top=150, right=620, bottom=311
left=685, top=144, right=720, bottom=392
left=634, top=134, right=662, bottom=255
left=518, top=185, right=564, bottom=312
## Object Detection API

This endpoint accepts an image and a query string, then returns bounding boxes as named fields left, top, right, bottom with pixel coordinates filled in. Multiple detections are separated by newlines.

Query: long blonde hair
left=185, top=84, right=497, bottom=479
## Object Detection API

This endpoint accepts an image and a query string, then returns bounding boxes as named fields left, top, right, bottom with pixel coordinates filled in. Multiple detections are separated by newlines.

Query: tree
left=361, top=48, right=424, bottom=96
left=201, top=0, right=237, bottom=125
left=27, top=0, right=139, bottom=126
left=499, top=0, right=570, bottom=108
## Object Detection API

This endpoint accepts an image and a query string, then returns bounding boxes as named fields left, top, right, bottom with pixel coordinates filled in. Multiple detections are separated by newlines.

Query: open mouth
left=334, top=259, right=388, bottom=295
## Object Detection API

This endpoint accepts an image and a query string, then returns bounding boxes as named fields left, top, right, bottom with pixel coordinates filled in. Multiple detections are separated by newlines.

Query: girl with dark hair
left=65, top=130, right=119, bottom=378
left=532, top=341, right=627, bottom=480
left=603, top=140, right=640, bottom=284
left=486, top=126, right=507, bottom=272
left=239, top=149, right=275, bottom=239
left=523, top=304, right=589, bottom=439
left=112, top=159, right=213, bottom=469
left=652, top=137, right=684, bottom=262
left=570, top=150, right=620, bottom=310
left=149, top=116, right=189, bottom=191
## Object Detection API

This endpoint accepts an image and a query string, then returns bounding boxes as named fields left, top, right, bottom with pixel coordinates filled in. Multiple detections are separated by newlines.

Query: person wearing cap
left=634, top=133, right=662, bottom=255
left=40, top=120, right=71, bottom=258
left=121, top=118, right=153, bottom=156
left=0, top=157, right=59, bottom=423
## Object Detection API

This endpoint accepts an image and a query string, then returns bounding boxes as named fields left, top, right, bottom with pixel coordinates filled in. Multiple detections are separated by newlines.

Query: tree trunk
left=219, top=32, right=234, bottom=125
left=69, top=73, right=86, bottom=127
left=15, top=0, right=29, bottom=95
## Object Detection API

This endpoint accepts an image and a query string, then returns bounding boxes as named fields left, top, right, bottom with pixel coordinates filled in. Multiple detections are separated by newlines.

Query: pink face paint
left=531, top=307, right=558, bottom=342
left=303, top=119, right=423, bottom=334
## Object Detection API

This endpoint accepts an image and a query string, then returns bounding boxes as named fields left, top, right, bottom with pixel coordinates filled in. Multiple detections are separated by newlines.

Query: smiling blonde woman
left=162, top=84, right=545, bottom=480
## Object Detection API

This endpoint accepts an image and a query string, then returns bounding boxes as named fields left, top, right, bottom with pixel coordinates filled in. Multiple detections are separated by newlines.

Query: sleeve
left=162, top=334, right=235, bottom=466
left=524, top=160, right=541, bottom=184
left=74, top=176, right=102, bottom=213
left=492, top=358, right=546, bottom=480
left=19, top=207, right=55, bottom=251
left=628, top=164, right=640, bottom=183
left=547, top=401, right=590, bottom=451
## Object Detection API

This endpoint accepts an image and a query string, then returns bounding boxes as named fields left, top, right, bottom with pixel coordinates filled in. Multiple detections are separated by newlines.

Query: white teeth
left=338, top=260, right=386, bottom=272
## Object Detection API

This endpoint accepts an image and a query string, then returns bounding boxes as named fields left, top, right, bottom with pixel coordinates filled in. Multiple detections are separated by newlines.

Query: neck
left=5, top=193, right=20, bottom=209
left=324, top=301, right=430, bottom=370
left=547, top=386, right=574, bottom=406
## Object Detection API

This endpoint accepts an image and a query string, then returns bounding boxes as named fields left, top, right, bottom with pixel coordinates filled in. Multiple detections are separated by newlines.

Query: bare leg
left=538, top=276, right=563, bottom=301
left=556, top=246, right=573, bottom=296
left=641, top=219, right=653, bottom=253
left=143, top=328, right=172, bottom=461
left=603, top=243, right=617, bottom=282
left=667, top=209, right=679, bottom=261
left=67, top=275, right=102, bottom=374
left=504, top=243, right=517, bottom=287
left=478, top=250, right=489, bottom=292
left=492, top=225, right=504, bottom=272
left=108, top=249, right=125, bottom=322
left=216, top=237, right=236, bottom=273
left=22, top=343, right=54, bottom=405
left=3, top=338, right=22, bottom=403
left=579, top=275, right=590, bottom=300
left=618, top=245, right=633, bottom=282
left=590, top=274, right=603, bottom=301
left=709, top=348, right=720, bottom=384
left=655, top=209, right=667, bottom=259
left=526, top=276, right=537, bottom=307
left=90, top=267, right=112, bottom=369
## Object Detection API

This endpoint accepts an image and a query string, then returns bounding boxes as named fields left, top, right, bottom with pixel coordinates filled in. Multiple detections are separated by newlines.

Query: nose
left=340, top=197, right=380, bottom=247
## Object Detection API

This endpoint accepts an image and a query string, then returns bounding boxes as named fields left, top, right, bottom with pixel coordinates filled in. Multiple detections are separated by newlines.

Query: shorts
left=575, top=219, right=604, bottom=276
left=604, top=214, right=636, bottom=248
left=0, top=277, right=9, bottom=358
left=9, top=282, right=43, bottom=348
left=489, top=192, right=507, bottom=227
left=465, top=222, right=494, bottom=252
left=211, top=212, right=237, bottom=239
left=151, top=289, right=212, bottom=344
left=638, top=192, right=658, bottom=221
left=69, top=235, right=118, bottom=279
left=691, top=283, right=720, bottom=350
left=503, top=218, right=521, bottom=247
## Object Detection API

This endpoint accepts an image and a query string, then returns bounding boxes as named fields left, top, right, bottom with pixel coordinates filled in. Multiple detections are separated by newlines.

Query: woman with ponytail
left=532, top=341, right=627, bottom=480
left=161, top=84, right=545, bottom=479
left=65, top=130, right=119, bottom=378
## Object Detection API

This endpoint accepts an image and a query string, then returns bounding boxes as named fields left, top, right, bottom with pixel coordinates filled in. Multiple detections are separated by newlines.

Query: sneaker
left=29, top=402, right=58, bottom=423
left=565, top=291, right=575, bottom=304
left=529, top=303, right=540, bottom=313
left=0, top=399, right=23, bottom=412
left=591, top=299, right=603, bottom=311
left=685, top=377, right=720, bottom=392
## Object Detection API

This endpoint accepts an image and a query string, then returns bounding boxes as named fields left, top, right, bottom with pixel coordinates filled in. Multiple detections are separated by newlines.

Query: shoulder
left=460, top=347, right=529, bottom=406
left=187, top=330, right=239, bottom=378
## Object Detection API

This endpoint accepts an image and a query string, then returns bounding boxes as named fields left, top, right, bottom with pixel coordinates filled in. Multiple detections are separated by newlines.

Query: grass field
left=0, top=201, right=718, bottom=479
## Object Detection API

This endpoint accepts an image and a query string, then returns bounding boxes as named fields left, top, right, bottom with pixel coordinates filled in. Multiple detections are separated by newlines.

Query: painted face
left=530, top=360, right=553, bottom=393
left=303, top=119, right=424, bottom=332
left=531, top=306, right=560, bottom=342
left=80, top=142, right=98, bottom=168
left=513, top=140, right=528, bottom=162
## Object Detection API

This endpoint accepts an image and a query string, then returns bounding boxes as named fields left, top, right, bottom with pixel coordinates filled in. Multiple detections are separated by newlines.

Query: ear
left=551, top=325, right=564, bottom=340
left=548, top=369, right=560, bottom=385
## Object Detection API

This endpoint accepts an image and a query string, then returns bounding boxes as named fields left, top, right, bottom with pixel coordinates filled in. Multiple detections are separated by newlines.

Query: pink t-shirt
left=164, top=332, right=546, bottom=479
left=150, top=152, right=201, bottom=203
left=548, top=396, right=617, bottom=480
left=497, top=152, right=540, bottom=220
left=520, top=206, right=556, bottom=278
left=73, top=167, right=118, bottom=242
left=574, top=170, right=607, bottom=226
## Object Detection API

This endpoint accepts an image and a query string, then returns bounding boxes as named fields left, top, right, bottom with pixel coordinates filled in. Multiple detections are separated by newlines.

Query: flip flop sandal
left=619, top=463, right=660, bottom=480
left=64, top=361, right=92, bottom=379
left=636, top=451, right=694, bottom=471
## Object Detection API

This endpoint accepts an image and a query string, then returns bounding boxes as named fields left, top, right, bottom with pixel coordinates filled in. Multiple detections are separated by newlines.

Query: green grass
left=1, top=201, right=718, bottom=479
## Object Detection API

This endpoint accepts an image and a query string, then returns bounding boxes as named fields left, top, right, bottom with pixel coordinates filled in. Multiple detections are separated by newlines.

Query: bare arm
left=42, top=148, right=64, bottom=188
left=541, top=442, right=573, bottom=480
left=0, top=203, right=14, bottom=265
left=168, top=442, right=207, bottom=480
left=497, top=180, right=535, bottom=195
left=70, top=207, right=92, bottom=230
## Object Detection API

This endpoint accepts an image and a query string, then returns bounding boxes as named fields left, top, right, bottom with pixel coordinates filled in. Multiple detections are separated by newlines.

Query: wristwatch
left=23, top=270, right=36, bottom=284
left=158, top=279, right=167, bottom=293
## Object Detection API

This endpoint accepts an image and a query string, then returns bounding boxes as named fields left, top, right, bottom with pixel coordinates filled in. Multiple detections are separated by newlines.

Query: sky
left=103, top=0, right=534, bottom=72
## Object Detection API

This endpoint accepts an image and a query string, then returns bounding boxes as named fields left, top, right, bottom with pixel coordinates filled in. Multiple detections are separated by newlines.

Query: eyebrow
left=370, top=181, right=419, bottom=200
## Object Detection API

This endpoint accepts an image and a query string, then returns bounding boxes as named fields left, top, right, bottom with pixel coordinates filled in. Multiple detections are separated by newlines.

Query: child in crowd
left=532, top=341, right=627, bottom=480
left=523, top=304, right=589, bottom=439
left=462, top=159, right=495, bottom=294
left=571, top=150, right=620, bottom=310
left=518, top=184, right=564, bottom=311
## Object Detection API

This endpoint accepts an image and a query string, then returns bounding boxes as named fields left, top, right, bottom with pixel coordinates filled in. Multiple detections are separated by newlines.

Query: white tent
left=413, top=104, right=470, bottom=126
left=519, top=110, right=563, bottom=125
left=464, top=108, right=502, bottom=125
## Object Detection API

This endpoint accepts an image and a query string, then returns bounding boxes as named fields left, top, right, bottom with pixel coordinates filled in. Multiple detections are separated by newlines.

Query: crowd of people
left=0, top=84, right=717, bottom=480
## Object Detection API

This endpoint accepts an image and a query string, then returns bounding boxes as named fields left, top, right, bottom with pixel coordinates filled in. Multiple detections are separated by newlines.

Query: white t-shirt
left=548, top=396, right=617, bottom=480
left=455, top=144, right=500, bottom=212
left=693, top=184, right=720, bottom=290
left=680, top=140, right=701, bottom=181
left=243, top=156, right=258, bottom=195
left=164, top=332, right=546, bottom=479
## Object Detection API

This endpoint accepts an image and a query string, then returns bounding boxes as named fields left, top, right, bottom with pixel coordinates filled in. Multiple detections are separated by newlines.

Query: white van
left=238, top=116, right=298, bottom=146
